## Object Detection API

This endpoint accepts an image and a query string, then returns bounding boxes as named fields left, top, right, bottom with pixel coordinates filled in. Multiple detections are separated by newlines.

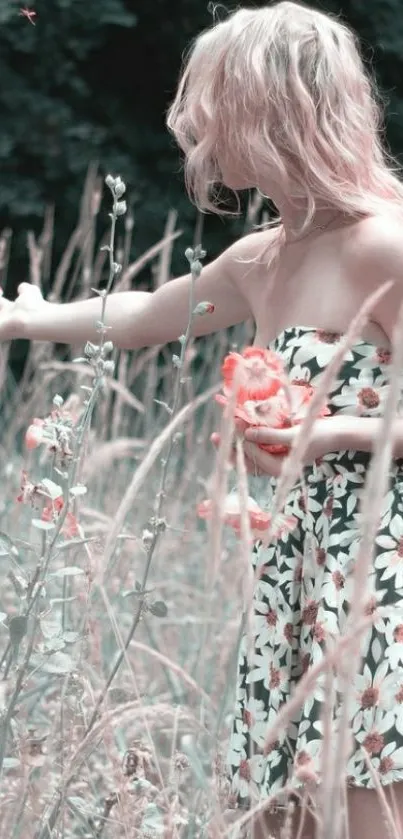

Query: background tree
left=1, top=0, right=402, bottom=295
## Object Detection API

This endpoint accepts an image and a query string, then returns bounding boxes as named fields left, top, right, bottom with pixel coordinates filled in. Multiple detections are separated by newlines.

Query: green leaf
left=51, top=566, right=84, bottom=578
left=41, top=478, right=63, bottom=500
left=63, top=630, right=80, bottom=643
left=8, top=615, right=28, bottom=646
left=50, top=596, right=77, bottom=605
left=149, top=601, right=168, bottom=618
left=141, top=804, right=164, bottom=836
left=42, top=652, right=74, bottom=675
left=56, top=537, right=96, bottom=552
left=0, top=532, right=19, bottom=558
left=32, top=519, right=55, bottom=531
left=3, top=758, right=20, bottom=770
left=40, top=616, right=62, bottom=640
left=8, top=570, right=28, bottom=597
left=67, top=796, right=93, bottom=817
left=43, top=637, right=66, bottom=653
left=69, top=485, right=87, bottom=496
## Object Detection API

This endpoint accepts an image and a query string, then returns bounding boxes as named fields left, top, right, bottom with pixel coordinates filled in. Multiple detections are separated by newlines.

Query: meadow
left=0, top=169, right=401, bottom=839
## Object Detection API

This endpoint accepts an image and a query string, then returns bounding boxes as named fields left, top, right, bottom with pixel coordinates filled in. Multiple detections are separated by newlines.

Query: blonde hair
left=167, top=1, right=403, bottom=244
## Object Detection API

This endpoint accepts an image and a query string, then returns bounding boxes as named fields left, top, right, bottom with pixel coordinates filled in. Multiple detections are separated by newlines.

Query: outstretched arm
left=0, top=236, right=255, bottom=350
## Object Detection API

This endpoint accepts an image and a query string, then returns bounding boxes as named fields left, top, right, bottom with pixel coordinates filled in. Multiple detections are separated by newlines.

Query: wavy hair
left=167, top=1, right=403, bottom=245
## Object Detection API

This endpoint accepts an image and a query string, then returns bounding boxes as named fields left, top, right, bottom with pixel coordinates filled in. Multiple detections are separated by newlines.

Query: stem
left=84, top=248, right=203, bottom=733
left=0, top=179, right=124, bottom=786
left=0, top=601, right=39, bottom=776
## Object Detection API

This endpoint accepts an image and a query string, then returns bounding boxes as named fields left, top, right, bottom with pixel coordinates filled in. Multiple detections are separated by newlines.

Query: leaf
left=3, top=758, right=20, bottom=770
left=41, top=478, right=63, bottom=500
left=50, top=567, right=84, bottom=578
left=50, top=596, right=77, bottom=605
left=42, top=652, right=74, bottom=675
left=8, top=615, right=28, bottom=646
left=32, top=519, right=55, bottom=531
left=141, top=803, right=164, bottom=836
left=149, top=601, right=168, bottom=618
left=67, top=796, right=93, bottom=817
left=43, top=637, right=66, bottom=653
left=0, top=532, right=19, bottom=558
left=56, top=537, right=96, bottom=552
left=8, top=570, right=28, bottom=597
left=40, top=616, right=62, bottom=640
left=69, top=485, right=87, bottom=496
left=13, top=539, right=38, bottom=555
left=0, top=612, right=7, bottom=624
left=122, top=583, right=153, bottom=598
left=63, top=630, right=80, bottom=644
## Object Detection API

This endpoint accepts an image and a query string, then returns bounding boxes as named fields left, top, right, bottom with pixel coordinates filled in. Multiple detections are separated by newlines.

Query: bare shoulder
left=347, top=212, right=403, bottom=285
left=346, top=211, right=403, bottom=335
left=224, top=226, right=279, bottom=284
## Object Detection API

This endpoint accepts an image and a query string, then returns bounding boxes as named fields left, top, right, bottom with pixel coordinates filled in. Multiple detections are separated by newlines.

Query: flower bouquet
left=216, top=345, right=330, bottom=455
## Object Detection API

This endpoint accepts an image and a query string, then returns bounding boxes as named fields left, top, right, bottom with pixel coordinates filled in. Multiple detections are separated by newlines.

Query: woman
left=2, top=3, right=403, bottom=836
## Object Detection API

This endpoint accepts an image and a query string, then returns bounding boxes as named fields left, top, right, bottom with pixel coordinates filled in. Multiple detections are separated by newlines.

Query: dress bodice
left=268, top=325, right=397, bottom=419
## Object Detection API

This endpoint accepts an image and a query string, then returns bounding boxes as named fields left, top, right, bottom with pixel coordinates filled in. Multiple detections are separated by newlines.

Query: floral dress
left=228, top=325, right=403, bottom=808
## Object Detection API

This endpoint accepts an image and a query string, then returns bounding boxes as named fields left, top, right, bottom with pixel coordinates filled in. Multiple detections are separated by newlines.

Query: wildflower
left=25, top=418, right=45, bottom=450
left=17, top=475, right=79, bottom=539
left=41, top=497, right=79, bottom=539
left=197, top=492, right=297, bottom=541
left=217, top=346, right=330, bottom=455
left=221, top=346, right=285, bottom=404
left=24, top=401, right=79, bottom=459
left=193, top=301, right=215, bottom=316
left=16, top=471, right=42, bottom=505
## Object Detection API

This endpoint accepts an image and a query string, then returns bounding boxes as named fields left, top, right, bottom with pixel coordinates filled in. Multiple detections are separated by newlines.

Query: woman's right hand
left=0, top=283, right=46, bottom=341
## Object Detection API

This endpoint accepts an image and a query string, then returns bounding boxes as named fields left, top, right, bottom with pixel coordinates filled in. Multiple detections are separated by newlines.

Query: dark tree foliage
left=1, top=0, right=403, bottom=293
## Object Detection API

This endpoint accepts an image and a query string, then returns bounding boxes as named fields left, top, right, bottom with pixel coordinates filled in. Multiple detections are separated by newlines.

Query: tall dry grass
left=0, top=168, right=401, bottom=839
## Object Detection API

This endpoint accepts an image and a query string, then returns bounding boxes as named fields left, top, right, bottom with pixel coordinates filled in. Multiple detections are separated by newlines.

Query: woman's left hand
left=243, top=416, right=349, bottom=477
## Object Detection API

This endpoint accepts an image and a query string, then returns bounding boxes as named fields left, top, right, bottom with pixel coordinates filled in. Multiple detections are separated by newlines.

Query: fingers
left=17, top=282, right=41, bottom=297
left=243, top=441, right=283, bottom=477
left=210, top=432, right=269, bottom=476
left=244, top=425, right=293, bottom=444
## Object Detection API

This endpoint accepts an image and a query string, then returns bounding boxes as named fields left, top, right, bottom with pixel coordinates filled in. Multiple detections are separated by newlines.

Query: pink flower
left=16, top=470, right=42, bottom=504
left=197, top=493, right=297, bottom=541
left=216, top=373, right=330, bottom=455
left=17, top=475, right=80, bottom=540
left=221, top=346, right=286, bottom=404
left=25, top=418, right=45, bottom=450
left=41, top=497, right=80, bottom=539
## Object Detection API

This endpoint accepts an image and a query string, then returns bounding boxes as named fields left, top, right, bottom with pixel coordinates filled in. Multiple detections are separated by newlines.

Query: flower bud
left=194, top=246, right=206, bottom=261
left=84, top=341, right=99, bottom=358
left=102, top=341, right=114, bottom=355
left=114, top=179, right=126, bottom=198
left=193, top=301, right=215, bottom=316
left=142, top=528, right=153, bottom=550
left=115, top=200, right=127, bottom=217
left=190, top=259, right=203, bottom=277
left=53, top=394, right=64, bottom=408
left=112, top=262, right=122, bottom=275
left=105, top=174, right=116, bottom=190
left=103, top=361, right=115, bottom=376
left=185, top=247, right=194, bottom=263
